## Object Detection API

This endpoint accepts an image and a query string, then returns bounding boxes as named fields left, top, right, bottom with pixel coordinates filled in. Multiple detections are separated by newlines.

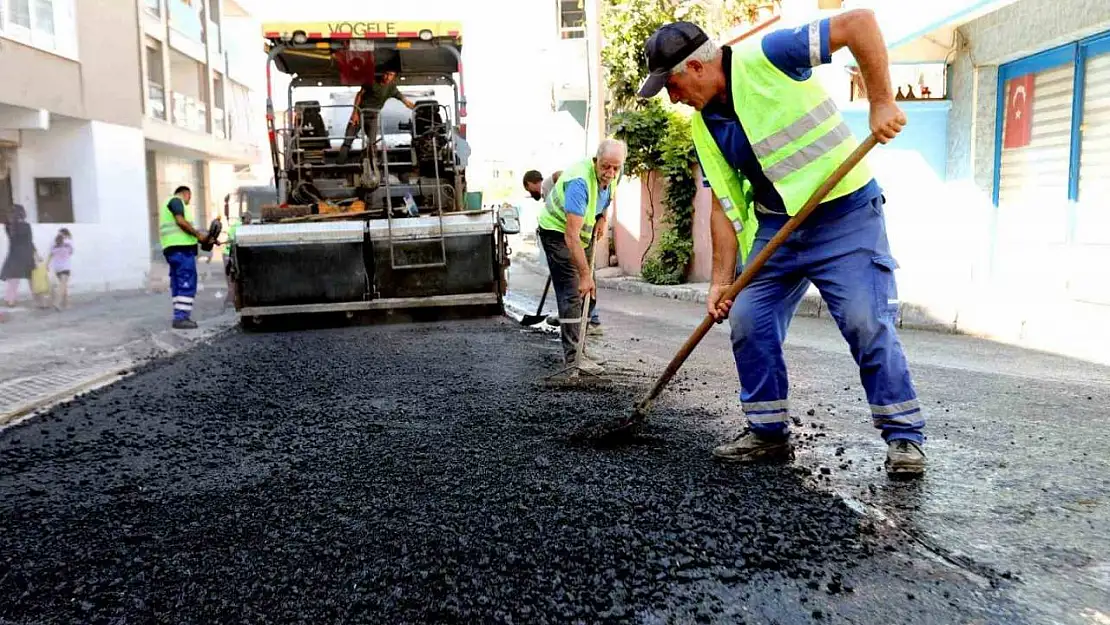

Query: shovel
left=571, top=134, right=881, bottom=442
left=520, top=275, right=553, bottom=327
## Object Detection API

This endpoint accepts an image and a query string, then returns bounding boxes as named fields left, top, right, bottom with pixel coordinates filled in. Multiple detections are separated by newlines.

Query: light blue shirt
left=563, top=178, right=611, bottom=218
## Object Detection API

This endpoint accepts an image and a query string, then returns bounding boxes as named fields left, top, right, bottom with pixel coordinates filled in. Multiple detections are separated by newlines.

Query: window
left=11, top=0, right=31, bottom=29
left=35, top=177, right=73, bottom=223
left=558, top=0, right=585, bottom=40
left=992, top=32, right=1110, bottom=206
left=33, top=0, right=52, bottom=36
left=0, top=0, right=77, bottom=59
left=146, top=40, right=167, bottom=120
left=144, top=0, right=161, bottom=17
left=850, top=63, right=946, bottom=102
left=168, top=0, right=203, bottom=42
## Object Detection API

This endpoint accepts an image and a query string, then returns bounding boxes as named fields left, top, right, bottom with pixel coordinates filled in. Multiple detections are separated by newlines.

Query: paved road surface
left=0, top=266, right=1105, bottom=623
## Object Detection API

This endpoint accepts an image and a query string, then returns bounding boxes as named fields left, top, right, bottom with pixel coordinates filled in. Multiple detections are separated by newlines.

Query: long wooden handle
left=634, top=134, right=880, bottom=413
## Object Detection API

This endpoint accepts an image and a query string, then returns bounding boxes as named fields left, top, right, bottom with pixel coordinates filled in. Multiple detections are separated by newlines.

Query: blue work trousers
left=164, top=248, right=198, bottom=321
left=729, top=197, right=925, bottom=445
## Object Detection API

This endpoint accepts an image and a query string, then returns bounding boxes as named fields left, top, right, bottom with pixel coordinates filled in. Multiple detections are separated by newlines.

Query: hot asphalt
left=1, top=266, right=1106, bottom=622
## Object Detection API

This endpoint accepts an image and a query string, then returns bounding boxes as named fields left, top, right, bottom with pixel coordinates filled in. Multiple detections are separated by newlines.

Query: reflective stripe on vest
left=159, top=196, right=198, bottom=250
left=691, top=40, right=873, bottom=262
left=538, top=158, right=601, bottom=247
left=691, top=114, right=756, bottom=261
left=728, top=38, right=872, bottom=210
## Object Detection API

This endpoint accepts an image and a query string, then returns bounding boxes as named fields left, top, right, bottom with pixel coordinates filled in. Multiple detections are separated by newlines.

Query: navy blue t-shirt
left=698, top=19, right=881, bottom=228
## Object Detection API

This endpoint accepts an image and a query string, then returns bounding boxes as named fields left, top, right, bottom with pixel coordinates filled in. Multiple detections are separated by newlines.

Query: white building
left=0, top=0, right=264, bottom=294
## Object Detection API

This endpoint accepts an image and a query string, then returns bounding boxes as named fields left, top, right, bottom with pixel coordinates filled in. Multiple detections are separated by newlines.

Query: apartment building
left=0, top=0, right=263, bottom=293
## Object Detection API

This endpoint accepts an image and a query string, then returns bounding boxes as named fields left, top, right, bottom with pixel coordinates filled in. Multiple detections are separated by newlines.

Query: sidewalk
left=0, top=275, right=237, bottom=426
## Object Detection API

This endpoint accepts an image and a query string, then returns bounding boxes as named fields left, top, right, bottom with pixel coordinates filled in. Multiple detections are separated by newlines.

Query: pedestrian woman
left=2, top=204, right=36, bottom=308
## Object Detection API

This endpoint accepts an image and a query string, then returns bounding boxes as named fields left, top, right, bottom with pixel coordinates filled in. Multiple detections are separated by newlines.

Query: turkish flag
left=1003, top=74, right=1035, bottom=149
left=334, top=50, right=377, bottom=86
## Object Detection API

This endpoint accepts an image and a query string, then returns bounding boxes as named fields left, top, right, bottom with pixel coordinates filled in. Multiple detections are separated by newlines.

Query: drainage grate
left=0, top=364, right=128, bottom=420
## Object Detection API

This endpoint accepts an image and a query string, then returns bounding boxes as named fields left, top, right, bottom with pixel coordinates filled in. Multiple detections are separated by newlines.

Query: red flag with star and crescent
left=1004, top=74, right=1035, bottom=149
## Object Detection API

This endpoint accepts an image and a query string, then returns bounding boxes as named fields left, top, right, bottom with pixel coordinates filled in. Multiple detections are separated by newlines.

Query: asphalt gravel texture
left=0, top=316, right=1031, bottom=624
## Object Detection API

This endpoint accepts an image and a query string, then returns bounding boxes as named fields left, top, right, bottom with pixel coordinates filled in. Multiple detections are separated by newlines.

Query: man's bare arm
left=709, top=196, right=737, bottom=285
left=564, top=213, right=591, bottom=277
left=828, top=9, right=905, bottom=143
left=174, top=214, right=205, bottom=240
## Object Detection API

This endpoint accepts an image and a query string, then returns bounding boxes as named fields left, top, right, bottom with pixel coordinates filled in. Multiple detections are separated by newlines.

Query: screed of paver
left=0, top=318, right=1029, bottom=624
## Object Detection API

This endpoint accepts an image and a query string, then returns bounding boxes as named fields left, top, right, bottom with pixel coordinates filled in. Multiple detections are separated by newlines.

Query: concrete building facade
left=0, top=0, right=263, bottom=295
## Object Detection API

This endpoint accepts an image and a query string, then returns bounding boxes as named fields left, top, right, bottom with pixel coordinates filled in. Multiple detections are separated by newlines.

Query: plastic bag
left=31, top=262, right=50, bottom=295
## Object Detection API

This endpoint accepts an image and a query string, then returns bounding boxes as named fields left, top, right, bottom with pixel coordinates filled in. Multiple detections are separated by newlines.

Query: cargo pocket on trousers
left=871, top=255, right=900, bottom=321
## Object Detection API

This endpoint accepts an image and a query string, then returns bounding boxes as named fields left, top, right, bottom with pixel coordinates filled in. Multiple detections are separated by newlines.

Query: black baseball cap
left=638, top=22, right=710, bottom=98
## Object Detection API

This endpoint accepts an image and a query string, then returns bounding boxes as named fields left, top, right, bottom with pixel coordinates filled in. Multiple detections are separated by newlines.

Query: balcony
left=172, top=92, right=208, bottom=134
left=148, top=83, right=167, bottom=120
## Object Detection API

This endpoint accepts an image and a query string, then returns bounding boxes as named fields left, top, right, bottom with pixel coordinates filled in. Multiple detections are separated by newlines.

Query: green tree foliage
left=602, top=0, right=769, bottom=284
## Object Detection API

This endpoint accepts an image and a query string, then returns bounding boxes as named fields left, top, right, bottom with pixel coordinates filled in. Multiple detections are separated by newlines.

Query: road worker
left=638, top=12, right=926, bottom=476
left=337, top=56, right=416, bottom=165
left=223, top=211, right=251, bottom=308
left=526, top=168, right=605, bottom=334
left=160, top=185, right=210, bottom=330
left=535, top=140, right=625, bottom=374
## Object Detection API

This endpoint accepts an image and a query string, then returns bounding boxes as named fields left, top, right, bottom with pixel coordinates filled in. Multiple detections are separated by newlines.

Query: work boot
left=885, top=440, right=926, bottom=477
left=587, top=321, right=604, bottom=336
left=572, top=357, right=605, bottom=376
left=546, top=314, right=560, bottom=326
left=172, top=318, right=198, bottom=330
left=583, top=347, right=606, bottom=365
left=712, top=428, right=794, bottom=464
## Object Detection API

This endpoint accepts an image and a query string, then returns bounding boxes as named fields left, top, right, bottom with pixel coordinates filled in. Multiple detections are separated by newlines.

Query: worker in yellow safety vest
left=637, top=14, right=925, bottom=477
left=223, top=211, right=251, bottom=308
left=158, top=185, right=210, bottom=330
left=535, top=139, right=625, bottom=374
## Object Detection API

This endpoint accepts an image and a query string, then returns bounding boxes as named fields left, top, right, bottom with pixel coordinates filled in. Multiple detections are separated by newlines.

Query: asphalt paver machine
left=231, top=20, right=519, bottom=324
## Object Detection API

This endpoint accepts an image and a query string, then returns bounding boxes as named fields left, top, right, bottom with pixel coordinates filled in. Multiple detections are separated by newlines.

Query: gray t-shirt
left=540, top=175, right=555, bottom=201
left=357, top=82, right=403, bottom=112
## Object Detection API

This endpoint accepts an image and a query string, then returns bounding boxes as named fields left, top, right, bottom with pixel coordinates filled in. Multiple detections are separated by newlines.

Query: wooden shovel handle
left=634, top=134, right=881, bottom=412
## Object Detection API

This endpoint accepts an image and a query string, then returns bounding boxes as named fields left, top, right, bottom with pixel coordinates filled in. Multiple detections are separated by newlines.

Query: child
left=46, top=229, right=73, bottom=310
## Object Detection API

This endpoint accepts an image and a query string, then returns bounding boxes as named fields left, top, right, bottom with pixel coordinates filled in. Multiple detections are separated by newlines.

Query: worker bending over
left=638, top=12, right=926, bottom=476
left=159, top=185, right=210, bottom=330
left=535, top=140, right=625, bottom=374
left=526, top=168, right=606, bottom=334
left=522, top=169, right=561, bottom=202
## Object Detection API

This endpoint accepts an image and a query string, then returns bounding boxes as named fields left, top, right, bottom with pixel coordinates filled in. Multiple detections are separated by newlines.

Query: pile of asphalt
left=0, top=318, right=1020, bottom=624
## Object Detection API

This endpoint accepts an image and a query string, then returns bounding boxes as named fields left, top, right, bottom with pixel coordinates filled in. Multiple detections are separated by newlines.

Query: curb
left=510, top=253, right=959, bottom=334
left=0, top=313, right=238, bottom=430
left=0, top=367, right=133, bottom=430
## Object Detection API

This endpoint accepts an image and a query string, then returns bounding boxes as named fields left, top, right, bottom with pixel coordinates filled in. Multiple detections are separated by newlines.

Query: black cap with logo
left=638, top=22, right=710, bottom=98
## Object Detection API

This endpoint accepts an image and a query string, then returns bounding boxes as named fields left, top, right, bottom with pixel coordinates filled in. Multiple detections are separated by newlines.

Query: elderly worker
left=536, top=139, right=625, bottom=375
left=638, top=12, right=925, bottom=477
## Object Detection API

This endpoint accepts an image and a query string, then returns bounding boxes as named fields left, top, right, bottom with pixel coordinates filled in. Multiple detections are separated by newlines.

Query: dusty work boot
left=583, top=344, right=607, bottom=365
left=572, top=356, right=606, bottom=376
left=587, top=321, right=604, bottom=336
left=712, top=428, right=794, bottom=464
left=885, top=440, right=926, bottom=477
left=172, top=318, right=198, bottom=330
